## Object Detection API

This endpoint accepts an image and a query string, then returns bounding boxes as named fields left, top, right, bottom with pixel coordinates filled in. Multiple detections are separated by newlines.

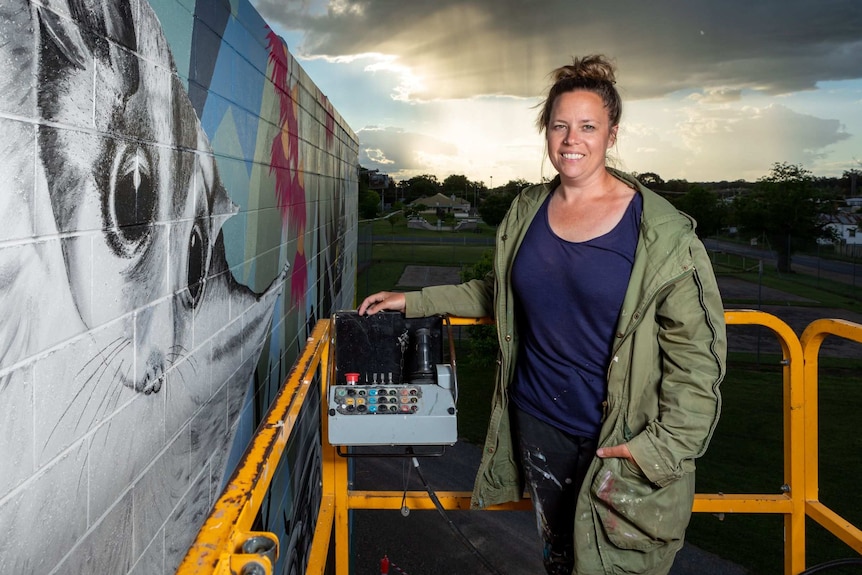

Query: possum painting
left=0, top=1, right=289, bottom=572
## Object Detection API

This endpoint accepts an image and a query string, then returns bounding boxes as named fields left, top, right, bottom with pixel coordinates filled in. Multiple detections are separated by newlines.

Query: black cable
left=411, top=457, right=506, bottom=575
left=797, top=558, right=862, bottom=574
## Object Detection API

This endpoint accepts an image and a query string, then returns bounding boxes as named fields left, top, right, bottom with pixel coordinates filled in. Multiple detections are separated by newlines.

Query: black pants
left=512, top=407, right=598, bottom=575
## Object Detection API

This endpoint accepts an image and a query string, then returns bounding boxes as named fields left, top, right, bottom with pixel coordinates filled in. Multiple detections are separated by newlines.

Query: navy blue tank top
left=509, top=191, right=642, bottom=438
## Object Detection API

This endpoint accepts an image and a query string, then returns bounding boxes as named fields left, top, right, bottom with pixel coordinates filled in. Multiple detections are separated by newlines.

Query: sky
left=251, top=0, right=862, bottom=186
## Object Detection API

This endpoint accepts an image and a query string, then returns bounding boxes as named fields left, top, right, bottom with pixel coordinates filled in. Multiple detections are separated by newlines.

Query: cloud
left=620, top=102, right=852, bottom=181
left=358, top=126, right=458, bottom=177
left=252, top=0, right=862, bottom=182
left=688, top=89, right=743, bottom=104
left=253, top=0, right=862, bottom=102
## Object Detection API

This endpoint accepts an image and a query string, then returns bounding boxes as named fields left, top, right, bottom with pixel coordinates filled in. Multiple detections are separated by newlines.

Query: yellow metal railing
left=176, top=320, right=331, bottom=575
left=800, top=319, right=862, bottom=557
left=178, top=311, right=862, bottom=575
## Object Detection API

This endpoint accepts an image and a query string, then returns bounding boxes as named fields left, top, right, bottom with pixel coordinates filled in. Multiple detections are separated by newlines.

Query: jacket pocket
left=591, top=457, right=694, bottom=552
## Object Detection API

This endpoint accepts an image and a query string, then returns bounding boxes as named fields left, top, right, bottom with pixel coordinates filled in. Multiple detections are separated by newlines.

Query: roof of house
left=411, top=193, right=470, bottom=208
left=822, top=212, right=862, bottom=226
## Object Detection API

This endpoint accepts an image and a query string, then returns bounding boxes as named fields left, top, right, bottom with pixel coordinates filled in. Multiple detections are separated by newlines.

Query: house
left=411, top=193, right=471, bottom=213
left=819, top=212, right=862, bottom=256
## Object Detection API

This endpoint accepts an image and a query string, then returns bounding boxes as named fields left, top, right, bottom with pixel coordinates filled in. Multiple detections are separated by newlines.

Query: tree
left=843, top=169, right=861, bottom=197
left=733, top=162, right=835, bottom=272
left=359, top=189, right=380, bottom=219
left=500, top=179, right=531, bottom=195
left=672, top=186, right=726, bottom=238
left=478, top=189, right=517, bottom=227
left=476, top=180, right=533, bottom=226
left=443, top=174, right=485, bottom=210
left=635, top=172, right=664, bottom=188
left=663, top=179, right=691, bottom=194
left=402, top=174, right=440, bottom=202
left=396, top=179, right=411, bottom=203
left=442, top=174, right=469, bottom=194
left=386, top=213, right=404, bottom=233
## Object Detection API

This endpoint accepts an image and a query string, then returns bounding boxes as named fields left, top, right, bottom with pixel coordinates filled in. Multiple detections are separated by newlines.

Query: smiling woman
left=358, top=55, right=727, bottom=575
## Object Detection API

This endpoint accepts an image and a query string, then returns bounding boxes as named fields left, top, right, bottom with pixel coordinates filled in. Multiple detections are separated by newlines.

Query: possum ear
left=36, top=5, right=88, bottom=70
left=36, top=1, right=137, bottom=57
left=37, top=0, right=139, bottom=93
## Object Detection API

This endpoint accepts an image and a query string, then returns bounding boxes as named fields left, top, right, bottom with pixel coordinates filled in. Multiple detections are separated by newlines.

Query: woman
left=358, top=55, right=726, bottom=575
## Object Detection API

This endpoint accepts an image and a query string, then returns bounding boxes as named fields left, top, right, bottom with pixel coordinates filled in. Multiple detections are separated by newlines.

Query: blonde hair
left=536, top=55, right=622, bottom=133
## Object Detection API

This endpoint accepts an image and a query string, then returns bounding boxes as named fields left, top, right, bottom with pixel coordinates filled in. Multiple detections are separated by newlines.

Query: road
left=703, top=238, right=862, bottom=287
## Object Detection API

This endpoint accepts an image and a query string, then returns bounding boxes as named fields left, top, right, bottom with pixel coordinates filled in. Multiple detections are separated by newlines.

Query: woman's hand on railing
left=358, top=291, right=406, bottom=316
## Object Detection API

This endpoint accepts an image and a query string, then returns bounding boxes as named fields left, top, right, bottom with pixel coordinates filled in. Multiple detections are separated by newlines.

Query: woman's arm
left=358, top=274, right=496, bottom=319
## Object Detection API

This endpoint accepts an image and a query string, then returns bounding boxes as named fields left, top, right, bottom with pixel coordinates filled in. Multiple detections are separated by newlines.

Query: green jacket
left=404, top=169, right=727, bottom=574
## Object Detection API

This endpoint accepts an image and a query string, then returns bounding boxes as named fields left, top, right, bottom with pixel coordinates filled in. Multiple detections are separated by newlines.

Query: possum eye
left=187, top=222, right=206, bottom=307
left=106, top=146, right=156, bottom=257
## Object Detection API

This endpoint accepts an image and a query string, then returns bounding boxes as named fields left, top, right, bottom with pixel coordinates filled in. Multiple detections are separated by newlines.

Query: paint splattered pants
left=513, top=407, right=597, bottom=575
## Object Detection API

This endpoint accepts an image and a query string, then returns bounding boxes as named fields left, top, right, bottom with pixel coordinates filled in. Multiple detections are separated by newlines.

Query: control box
left=327, top=311, right=457, bottom=446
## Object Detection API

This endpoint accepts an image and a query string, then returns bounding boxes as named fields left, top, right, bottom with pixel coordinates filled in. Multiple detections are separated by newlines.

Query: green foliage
left=359, top=189, right=380, bottom=219
left=386, top=213, right=405, bottom=232
left=842, top=169, right=861, bottom=196
left=733, top=162, right=836, bottom=272
left=479, top=190, right=518, bottom=227
left=500, top=179, right=531, bottom=195
left=635, top=171, right=664, bottom=187
left=459, top=248, right=494, bottom=281
left=460, top=250, right=499, bottom=365
left=662, top=179, right=693, bottom=194
left=442, top=174, right=469, bottom=194
left=672, top=186, right=727, bottom=238
left=402, top=174, right=440, bottom=202
left=687, top=361, right=862, bottom=573
left=453, top=340, right=496, bottom=442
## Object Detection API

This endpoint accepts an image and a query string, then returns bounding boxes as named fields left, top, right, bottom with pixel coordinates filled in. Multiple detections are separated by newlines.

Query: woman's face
left=546, top=90, right=618, bottom=185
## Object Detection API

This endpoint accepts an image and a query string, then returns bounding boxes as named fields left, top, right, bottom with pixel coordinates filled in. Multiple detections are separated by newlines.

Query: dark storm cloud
left=253, top=0, right=862, bottom=100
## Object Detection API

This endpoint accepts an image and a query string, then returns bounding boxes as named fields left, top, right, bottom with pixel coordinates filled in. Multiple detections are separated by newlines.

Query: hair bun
left=553, top=55, right=616, bottom=85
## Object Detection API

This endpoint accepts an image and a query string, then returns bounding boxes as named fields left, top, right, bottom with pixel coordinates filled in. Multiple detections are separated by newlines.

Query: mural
left=0, top=1, right=357, bottom=574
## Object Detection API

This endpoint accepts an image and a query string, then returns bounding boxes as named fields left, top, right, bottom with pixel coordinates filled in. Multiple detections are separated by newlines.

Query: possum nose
left=141, top=350, right=165, bottom=394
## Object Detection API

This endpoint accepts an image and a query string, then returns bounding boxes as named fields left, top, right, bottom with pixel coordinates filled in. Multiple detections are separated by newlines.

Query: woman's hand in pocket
left=596, top=443, right=640, bottom=470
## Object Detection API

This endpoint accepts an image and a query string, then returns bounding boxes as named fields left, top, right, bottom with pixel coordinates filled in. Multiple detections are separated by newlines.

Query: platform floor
left=350, top=441, right=748, bottom=575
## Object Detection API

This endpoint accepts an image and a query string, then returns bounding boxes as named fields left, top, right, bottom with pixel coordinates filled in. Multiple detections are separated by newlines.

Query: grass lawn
left=357, top=228, right=862, bottom=573
left=712, top=251, right=862, bottom=313
left=689, top=356, right=862, bottom=573
left=357, top=244, right=491, bottom=302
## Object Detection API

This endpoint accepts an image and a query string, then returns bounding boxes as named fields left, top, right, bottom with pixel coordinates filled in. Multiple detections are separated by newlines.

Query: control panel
left=327, top=311, right=457, bottom=447
left=330, top=384, right=422, bottom=415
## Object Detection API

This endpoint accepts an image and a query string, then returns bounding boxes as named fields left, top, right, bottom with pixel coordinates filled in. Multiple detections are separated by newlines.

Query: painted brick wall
left=0, top=1, right=357, bottom=573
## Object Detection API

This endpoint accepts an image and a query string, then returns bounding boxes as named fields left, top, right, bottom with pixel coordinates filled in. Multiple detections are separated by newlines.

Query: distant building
left=819, top=212, right=862, bottom=257
left=359, top=167, right=391, bottom=190
left=411, top=192, right=470, bottom=213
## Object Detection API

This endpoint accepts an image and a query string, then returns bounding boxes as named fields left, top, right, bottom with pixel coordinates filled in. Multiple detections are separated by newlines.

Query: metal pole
left=757, top=259, right=763, bottom=367
left=817, top=242, right=820, bottom=283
